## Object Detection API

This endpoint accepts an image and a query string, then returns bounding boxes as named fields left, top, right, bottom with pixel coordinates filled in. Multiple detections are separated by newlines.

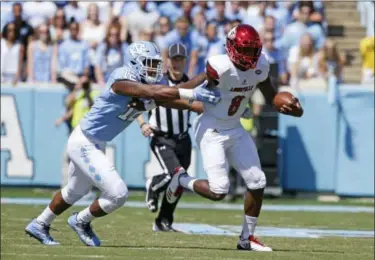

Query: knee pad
left=61, top=185, right=90, bottom=205
left=111, top=181, right=128, bottom=207
left=208, top=175, right=230, bottom=195
left=99, top=181, right=128, bottom=213
left=243, top=167, right=267, bottom=190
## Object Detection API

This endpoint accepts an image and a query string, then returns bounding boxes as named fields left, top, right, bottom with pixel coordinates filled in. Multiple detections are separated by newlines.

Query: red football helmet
left=226, top=24, right=262, bottom=70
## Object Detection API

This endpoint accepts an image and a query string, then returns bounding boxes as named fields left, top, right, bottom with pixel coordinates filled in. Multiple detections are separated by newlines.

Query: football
left=273, top=92, right=303, bottom=117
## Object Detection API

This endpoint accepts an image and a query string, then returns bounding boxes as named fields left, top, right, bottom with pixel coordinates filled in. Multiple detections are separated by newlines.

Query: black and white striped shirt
left=149, top=73, right=191, bottom=136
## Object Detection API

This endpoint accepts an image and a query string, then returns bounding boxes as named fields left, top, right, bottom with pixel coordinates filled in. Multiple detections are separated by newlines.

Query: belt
left=153, top=130, right=189, bottom=140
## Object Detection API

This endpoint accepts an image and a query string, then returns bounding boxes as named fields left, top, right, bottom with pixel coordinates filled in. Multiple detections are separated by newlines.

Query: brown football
left=273, top=92, right=303, bottom=117
left=273, top=92, right=294, bottom=109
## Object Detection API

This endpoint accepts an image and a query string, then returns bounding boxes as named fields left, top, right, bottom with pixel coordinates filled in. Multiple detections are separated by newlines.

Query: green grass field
left=1, top=188, right=374, bottom=260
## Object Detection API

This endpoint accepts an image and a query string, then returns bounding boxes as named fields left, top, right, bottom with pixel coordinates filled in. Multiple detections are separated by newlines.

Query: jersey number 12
left=118, top=108, right=142, bottom=121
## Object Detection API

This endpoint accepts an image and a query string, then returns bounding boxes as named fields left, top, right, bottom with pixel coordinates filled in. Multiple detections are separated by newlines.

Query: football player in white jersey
left=164, top=24, right=304, bottom=252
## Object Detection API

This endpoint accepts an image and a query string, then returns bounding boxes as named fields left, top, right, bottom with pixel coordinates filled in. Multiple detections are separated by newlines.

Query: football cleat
left=67, top=213, right=101, bottom=247
left=25, top=219, right=60, bottom=245
left=165, top=167, right=185, bottom=204
left=237, top=235, right=272, bottom=252
left=152, top=218, right=175, bottom=232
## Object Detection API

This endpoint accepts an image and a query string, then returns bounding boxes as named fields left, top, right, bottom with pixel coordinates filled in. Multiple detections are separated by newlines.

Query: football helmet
left=126, top=41, right=163, bottom=84
left=226, top=24, right=262, bottom=70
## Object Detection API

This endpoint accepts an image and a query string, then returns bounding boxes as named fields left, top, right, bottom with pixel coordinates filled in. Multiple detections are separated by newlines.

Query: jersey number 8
left=228, top=95, right=245, bottom=116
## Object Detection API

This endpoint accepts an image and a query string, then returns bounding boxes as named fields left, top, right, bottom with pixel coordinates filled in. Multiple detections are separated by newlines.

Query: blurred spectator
left=114, top=0, right=157, bottom=17
left=155, top=16, right=172, bottom=48
left=55, top=1, right=68, bottom=9
left=95, top=25, right=128, bottom=85
left=157, top=2, right=182, bottom=23
left=57, top=21, right=89, bottom=91
left=192, top=11, right=207, bottom=36
left=276, top=3, right=325, bottom=55
left=291, top=1, right=324, bottom=25
left=1, top=22, right=24, bottom=85
left=360, top=36, right=374, bottom=84
left=191, top=1, right=211, bottom=18
left=22, top=1, right=57, bottom=28
left=317, top=39, right=344, bottom=81
left=55, top=82, right=100, bottom=130
left=260, top=16, right=282, bottom=41
left=265, top=2, right=288, bottom=30
left=11, top=3, right=34, bottom=48
left=288, top=33, right=319, bottom=88
left=181, top=1, right=194, bottom=24
left=78, top=1, right=112, bottom=23
left=108, top=17, right=129, bottom=43
left=317, top=39, right=344, bottom=105
left=161, top=16, right=199, bottom=77
left=27, top=23, right=58, bottom=83
left=206, top=1, right=230, bottom=40
left=244, top=1, right=267, bottom=32
left=64, top=1, right=85, bottom=24
left=225, top=1, right=246, bottom=22
left=196, top=22, right=226, bottom=74
left=262, top=31, right=288, bottom=85
left=138, top=28, right=155, bottom=42
left=127, top=0, right=159, bottom=41
left=50, top=8, right=69, bottom=44
left=80, top=3, right=106, bottom=65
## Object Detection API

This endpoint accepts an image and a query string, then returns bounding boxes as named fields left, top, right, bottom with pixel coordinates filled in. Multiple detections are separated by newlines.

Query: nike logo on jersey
left=230, top=86, right=254, bottom=92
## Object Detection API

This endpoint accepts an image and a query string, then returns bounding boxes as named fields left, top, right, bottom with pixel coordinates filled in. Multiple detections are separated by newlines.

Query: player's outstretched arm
left=112, top=79, right=220, bottom=105
left=112, top=80, right=183, bottom=101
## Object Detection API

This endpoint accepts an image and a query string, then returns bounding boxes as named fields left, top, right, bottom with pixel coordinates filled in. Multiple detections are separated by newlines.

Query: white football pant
left=61, top=125, right=128, bottom=213
left=194, top=115, right=266, bottom=194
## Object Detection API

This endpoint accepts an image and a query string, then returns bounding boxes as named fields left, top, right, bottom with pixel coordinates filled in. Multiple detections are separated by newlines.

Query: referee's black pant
left=150, top=131, right=192, bottom=224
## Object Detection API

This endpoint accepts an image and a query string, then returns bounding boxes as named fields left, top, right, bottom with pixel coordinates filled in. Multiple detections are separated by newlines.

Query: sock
left=179, top=174, right=197, bottom=192
left=36, top=206, right=57, bottom=225
left=241, top=215, right=257, bottom=240
left=77, top=207, right=95, bottom=223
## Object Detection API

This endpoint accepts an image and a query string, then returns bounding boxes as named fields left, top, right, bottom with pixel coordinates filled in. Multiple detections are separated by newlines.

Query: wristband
left=178, top=88, right=194, bottom=100
left=140, top=122, right=146, bottom=128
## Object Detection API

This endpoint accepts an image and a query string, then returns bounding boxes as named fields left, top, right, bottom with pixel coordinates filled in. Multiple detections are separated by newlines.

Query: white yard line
left=1, top=197, right=374, bottom=213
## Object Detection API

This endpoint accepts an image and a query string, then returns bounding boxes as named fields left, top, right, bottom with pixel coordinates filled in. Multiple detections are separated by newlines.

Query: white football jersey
left=201, top=53, right=270, bottom=129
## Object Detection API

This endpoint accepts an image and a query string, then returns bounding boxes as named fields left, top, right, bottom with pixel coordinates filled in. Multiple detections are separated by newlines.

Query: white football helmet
left=126, top=41, right=163, bottom=84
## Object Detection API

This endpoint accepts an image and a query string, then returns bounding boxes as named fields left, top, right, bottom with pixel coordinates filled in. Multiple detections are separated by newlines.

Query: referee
left=137, top=43, right=193, bottom=231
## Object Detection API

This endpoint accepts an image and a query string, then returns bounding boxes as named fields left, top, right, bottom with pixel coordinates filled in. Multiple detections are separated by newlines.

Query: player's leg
left=65, top=128, right=128, bottom=246
left=227, top=129, right=272, bottom=252
left=145, top=137, right=173, bottom=213
left=25, top=161, right=92, bottom=245
left=167, top=129, right=230, bottom=202
left=156, top=135, right=192, bottom=230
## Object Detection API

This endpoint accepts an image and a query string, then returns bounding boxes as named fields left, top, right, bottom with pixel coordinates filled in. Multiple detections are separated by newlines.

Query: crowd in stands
left=2, top=0, right=369, bottom=90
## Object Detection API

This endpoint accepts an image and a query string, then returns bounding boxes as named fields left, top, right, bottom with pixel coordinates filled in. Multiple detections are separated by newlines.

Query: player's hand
left=279, top=96, right=303, bottom=117
left=141, top=123, right=154, bottom=137
left=193, top=81, right=221, bottom=105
